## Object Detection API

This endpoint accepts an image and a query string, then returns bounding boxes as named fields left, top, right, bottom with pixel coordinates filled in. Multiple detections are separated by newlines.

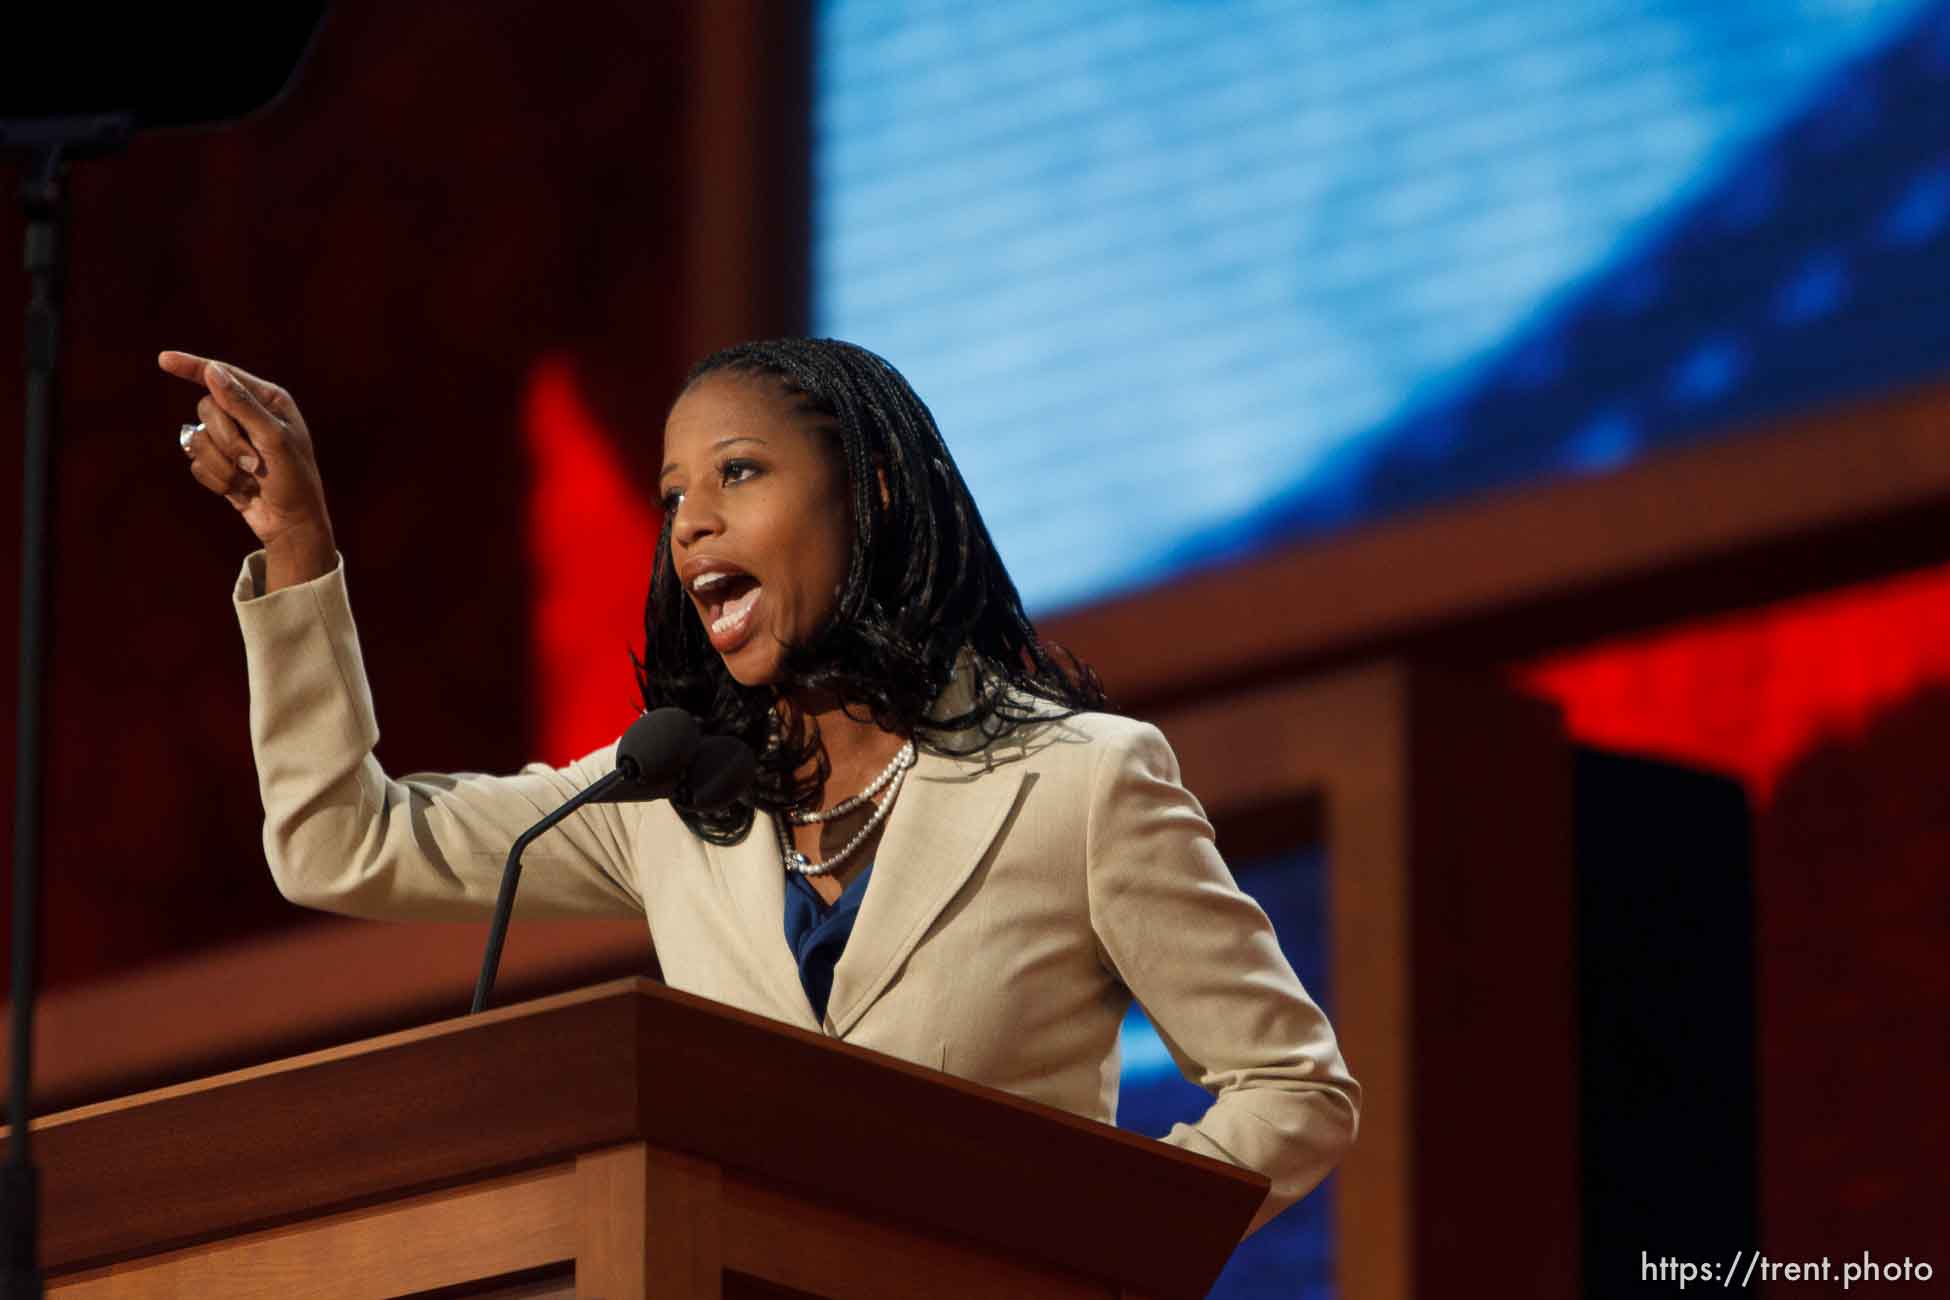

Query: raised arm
left=165, top=351, right=649, bottom=921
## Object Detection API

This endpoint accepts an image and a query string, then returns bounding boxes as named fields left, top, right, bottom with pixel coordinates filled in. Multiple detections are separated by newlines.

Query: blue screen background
left=816, top=0, right=1950, bottom=615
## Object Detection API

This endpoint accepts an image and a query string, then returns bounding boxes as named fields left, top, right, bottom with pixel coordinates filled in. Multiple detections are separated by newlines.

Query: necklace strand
left=779, top=748, right=914, bottom=876
left=787, top=739, right=915, bottom=824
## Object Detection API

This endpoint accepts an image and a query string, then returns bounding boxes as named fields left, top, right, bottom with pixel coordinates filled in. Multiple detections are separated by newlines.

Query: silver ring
left=179, top=422, right=202, bottom=451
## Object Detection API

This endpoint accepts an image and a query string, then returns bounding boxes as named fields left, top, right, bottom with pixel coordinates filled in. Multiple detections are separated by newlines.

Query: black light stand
left=3, top=13, right=325, bottom=1285
left=3, top=114, right=131, bottom=1300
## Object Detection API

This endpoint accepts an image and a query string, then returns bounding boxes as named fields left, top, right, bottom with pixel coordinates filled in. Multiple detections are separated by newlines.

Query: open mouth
left=693, top=571, right=763, bottom=650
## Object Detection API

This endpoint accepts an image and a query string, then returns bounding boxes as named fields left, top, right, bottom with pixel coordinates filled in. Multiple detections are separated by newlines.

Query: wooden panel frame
left=48, top=1138, right=1154, bottom=1300
left=579, top=1143, right=722, bottom=1300
left=681, top=0, right=813, bottom=358
left=3, top=916, right=659, bottom=1115
left=1154, top=660, right=1579, bottom=1300
left=1053, top=385, right=1950, bottom=711
left=51, top=1165, right=578, bottom=1299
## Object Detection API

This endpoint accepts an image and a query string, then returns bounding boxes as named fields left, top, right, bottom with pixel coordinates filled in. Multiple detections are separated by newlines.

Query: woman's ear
left=874, top=460, right=892, bottom=510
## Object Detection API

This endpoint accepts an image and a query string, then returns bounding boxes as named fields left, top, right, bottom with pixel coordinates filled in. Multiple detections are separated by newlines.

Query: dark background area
left=0, top=1, right=800, bottom=989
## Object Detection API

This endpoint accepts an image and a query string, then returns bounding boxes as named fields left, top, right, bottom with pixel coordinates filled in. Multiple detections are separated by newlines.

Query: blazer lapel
left=824, top=744, right=1025, bottom=1039
left=707, top=816, right=824, bottom=1032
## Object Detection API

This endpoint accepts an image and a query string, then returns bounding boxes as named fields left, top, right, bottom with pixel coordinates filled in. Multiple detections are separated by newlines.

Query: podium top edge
left=16, top=977, right=657, bottom=1136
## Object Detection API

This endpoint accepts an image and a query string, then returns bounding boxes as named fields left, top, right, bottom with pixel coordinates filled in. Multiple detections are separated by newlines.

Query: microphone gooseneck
left=470, top=709, right=701, bottom=1013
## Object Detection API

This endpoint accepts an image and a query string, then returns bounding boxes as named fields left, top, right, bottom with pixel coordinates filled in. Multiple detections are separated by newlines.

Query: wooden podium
left=16, top=979, right=1264, bottom=1298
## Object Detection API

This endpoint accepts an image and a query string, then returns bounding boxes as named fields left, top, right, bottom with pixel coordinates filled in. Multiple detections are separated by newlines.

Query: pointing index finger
left=157, top=351, right=286, bottom=408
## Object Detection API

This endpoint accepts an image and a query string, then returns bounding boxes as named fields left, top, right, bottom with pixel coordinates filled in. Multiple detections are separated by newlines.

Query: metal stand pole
left=3, top=142, right=65, bottom=1300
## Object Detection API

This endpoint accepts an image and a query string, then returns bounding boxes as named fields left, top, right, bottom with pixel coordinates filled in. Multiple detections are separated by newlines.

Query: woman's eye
left=659, top=461, right=755, bottom=512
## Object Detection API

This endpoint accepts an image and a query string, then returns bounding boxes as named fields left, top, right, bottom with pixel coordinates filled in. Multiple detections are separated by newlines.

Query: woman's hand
left=159, top=351, right=337, bottom=592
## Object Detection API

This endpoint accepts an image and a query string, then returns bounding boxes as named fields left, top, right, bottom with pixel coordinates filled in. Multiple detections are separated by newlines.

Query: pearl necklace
left=778, top=742, right=916, bottom=877
left=787, top=739, right=916, bottom=824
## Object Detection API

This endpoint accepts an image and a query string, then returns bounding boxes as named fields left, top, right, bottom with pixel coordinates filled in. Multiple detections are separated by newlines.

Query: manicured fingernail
left=209, top=363, right=232, bottom=387
left=238, top=453, right=260, bottom=474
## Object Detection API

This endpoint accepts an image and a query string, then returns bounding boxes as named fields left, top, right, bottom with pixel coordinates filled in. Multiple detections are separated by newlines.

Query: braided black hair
left=634, top=338, right=1109, bottom=843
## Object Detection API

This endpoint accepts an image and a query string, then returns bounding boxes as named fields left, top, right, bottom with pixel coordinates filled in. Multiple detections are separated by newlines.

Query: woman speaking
left=160, top=337, right=1358, bottom=1237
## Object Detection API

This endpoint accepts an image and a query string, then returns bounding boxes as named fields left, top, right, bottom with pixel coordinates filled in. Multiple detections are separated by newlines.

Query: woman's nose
left=671, top=494, right=722, bottom=546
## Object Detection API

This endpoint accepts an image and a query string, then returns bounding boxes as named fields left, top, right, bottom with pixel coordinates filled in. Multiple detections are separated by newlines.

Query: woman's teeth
left=712, top=585, right=761, bottom=635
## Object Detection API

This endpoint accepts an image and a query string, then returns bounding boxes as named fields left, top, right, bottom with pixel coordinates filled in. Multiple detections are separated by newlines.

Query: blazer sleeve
left=233, top=551, right=647, bottom=921
left=1084, top=718, right=1359, bottom=1232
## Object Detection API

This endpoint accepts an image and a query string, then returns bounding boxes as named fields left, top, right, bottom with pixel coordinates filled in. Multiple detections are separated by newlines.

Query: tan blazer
left=235, top=553, right=1358, bottom=1230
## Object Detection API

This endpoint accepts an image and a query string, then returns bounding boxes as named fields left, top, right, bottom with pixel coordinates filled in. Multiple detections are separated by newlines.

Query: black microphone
left=683, top=734, right=759, bottom=810
left=471, top=709, right=699, bottom=1012
left=596, top=708, right=701, bottom=801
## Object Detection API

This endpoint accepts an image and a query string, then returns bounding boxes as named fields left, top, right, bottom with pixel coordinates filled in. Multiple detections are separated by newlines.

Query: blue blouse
left=783, top=864, right=875, bottom=1023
